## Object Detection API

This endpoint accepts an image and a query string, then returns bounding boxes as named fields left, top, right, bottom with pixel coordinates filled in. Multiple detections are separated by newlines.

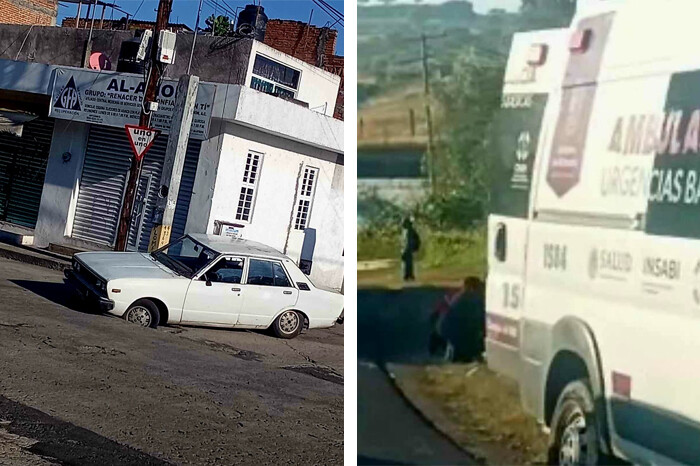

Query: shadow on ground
left=358, top=285, right=484, bottom=466
left=0, top=395, right=169, bottom=465
left=10, top=280, right=92, bottom=314
left=358, top=286, right=484, bottom=364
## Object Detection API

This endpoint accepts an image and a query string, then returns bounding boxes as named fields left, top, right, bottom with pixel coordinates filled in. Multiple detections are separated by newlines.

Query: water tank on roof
left=237, top=4, right=267, bottom=41
left=117, top=33, right=146, bottom=74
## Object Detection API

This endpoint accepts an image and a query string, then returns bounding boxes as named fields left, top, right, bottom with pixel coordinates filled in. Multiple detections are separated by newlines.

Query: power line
left=317, top=0, right=343, bottom=19
left=203, top=0, right=236, bottom=20
left=131, top=0, right=145, bottom=18
left=317, top=1, right=343, bottom=25
left=312, top=0, right=343, bottom=26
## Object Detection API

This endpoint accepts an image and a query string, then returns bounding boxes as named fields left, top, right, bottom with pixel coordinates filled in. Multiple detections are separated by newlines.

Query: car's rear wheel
left=272, top=310, right=302, bottom=339
left=124, top=300, right=160, bottom=329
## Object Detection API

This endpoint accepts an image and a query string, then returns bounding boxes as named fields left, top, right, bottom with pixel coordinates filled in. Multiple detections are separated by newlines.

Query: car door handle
left=232, top=287, right=241, bottom=292
left=283, top=290, right=292, bottom=295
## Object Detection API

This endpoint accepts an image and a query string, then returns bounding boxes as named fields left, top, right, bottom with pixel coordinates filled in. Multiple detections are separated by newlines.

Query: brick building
left=0, top=0, right=57, bottom=26
left=61, top=17, right=192, bottom=32
left=264, top=20, right=344, bottom=120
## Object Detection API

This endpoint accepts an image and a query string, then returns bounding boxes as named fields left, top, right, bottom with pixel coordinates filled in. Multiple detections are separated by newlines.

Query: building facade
left=0, top=0, right=57, bottom=26
left=61, top=17, right=192, bottom=32
left=264, top=20, right=344, bottom=120
left=0, top=26, right=344, bottom=290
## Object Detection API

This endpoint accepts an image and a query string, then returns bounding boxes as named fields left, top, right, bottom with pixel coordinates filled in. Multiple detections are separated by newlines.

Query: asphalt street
left=0, top=258, right=343, bottom=465
left=357, top=287, right=476, bottom=465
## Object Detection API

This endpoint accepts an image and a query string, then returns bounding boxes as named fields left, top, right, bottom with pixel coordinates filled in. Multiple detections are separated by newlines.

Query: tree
left=423, top=53, right=505, bottom=229
left=519, top=0, right=575, bottom=28
left=204, top=15, right=231, bottom=36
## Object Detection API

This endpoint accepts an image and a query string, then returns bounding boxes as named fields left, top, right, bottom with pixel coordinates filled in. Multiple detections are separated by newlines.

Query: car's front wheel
left=124, top=299, right=160, bottom=329
left=272, top=310, right=302, bottom=339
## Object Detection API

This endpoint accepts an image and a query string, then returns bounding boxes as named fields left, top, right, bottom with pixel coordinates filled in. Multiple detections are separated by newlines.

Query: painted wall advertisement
left=48, top=68, right=215, bottom=140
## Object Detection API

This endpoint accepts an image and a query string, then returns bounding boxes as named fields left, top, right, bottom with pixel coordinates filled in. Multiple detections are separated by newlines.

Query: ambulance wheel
left=548, top=379, right=600, bottom=466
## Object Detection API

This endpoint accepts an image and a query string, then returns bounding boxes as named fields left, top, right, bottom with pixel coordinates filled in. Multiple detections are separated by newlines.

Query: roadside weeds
left=389, top=363, right=549, bottom=465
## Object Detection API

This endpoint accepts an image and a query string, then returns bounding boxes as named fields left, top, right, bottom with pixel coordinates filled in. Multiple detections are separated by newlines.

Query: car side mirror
left=205, top=278, right=212, bottom=286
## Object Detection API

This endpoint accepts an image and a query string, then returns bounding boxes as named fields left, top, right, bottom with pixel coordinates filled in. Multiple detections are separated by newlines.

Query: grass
left=357, top=228, right=486, bottom=288
left=413, top=363, right=549, bottom=465
left=358, top=83, right=430, bottom=146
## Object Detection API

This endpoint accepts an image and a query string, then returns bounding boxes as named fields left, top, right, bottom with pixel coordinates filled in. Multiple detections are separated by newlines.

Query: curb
left=0, top=245, right=70, bottom=271
left=383, top=362, right=486, bottom=465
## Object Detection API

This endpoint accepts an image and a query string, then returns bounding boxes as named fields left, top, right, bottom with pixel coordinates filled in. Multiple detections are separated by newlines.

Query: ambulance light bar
left=527, top=43, right=549, bottom=66
left=569, top=29, right=592, bottom=53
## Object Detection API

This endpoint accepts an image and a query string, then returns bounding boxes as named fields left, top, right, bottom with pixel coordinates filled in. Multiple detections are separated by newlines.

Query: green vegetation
left=358, top=0, right=576, bottom=284
left=358, top=226, right=486, bottom=287
left=204, top=15, right=232, bottom=36
left=413, top=364, right=549, bottom=464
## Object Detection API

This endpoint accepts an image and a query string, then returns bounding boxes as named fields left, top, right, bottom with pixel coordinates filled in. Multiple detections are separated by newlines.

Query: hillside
left=358, top=0, right=574, bottom=146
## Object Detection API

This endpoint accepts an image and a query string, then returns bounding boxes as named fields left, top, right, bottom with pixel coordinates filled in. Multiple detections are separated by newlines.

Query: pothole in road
left=281, top=364, right=344, bottom=385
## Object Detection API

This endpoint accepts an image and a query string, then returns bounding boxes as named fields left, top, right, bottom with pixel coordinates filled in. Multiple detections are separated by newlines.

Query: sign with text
left=125, top=125, right=160, bottom=161
left=49, top=68, right=215, bottom=140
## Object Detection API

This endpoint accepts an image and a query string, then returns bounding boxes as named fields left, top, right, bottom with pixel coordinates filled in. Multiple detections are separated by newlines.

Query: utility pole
left=115, top=0, right=173, bottom=251
left=148, top=75, right=199, bottom=251
left=186, top=0, right=204, bottom=74
left=421, top=32, right=437, bottom=193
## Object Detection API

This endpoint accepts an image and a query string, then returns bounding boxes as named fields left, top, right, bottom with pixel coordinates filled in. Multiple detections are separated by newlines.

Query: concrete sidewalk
left=0, top=242, right=70, bottom=271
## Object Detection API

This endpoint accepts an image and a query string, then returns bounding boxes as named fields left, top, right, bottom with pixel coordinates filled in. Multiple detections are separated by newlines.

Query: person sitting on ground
left=428, top=276, right=486, bottom=362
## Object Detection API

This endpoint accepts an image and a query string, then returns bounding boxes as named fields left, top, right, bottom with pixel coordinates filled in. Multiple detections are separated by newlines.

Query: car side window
left=204, top=257, right=245, bottom=284
left=247, top=259, right=275, bottom=286
left=272, top=262, right=291, bottom=287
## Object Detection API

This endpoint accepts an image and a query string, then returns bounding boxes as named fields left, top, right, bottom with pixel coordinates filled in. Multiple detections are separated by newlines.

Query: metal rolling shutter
left=170, top=144, right=199, bottom=241
left=72, top=125, right=201, bottom=249
left=129, top=137, right=200, bottom=251
left=0, top=118, right=54, bottom=228
left=72, top=126, right=131, bottom=246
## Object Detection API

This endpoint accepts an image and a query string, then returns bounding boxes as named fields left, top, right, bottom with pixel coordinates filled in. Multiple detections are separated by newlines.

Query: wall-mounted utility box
left=158, top=31, right=176, bottom=64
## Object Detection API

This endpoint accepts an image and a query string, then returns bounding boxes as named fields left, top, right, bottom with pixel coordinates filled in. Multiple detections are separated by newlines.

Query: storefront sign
left=49, top=68, right=215, bottom=140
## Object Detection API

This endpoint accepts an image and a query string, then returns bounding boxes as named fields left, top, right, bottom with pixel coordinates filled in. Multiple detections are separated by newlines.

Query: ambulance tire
left=548, top=379, right=601, bottom=466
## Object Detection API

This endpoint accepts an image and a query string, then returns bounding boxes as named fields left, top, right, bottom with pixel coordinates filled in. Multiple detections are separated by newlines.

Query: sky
left=57, top=0, right=344, bottom=54
left=471, top=0, right=519, bottom=12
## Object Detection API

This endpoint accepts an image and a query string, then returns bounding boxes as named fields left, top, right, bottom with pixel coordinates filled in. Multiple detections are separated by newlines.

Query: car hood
left=74, top=252, right=177, bottom=281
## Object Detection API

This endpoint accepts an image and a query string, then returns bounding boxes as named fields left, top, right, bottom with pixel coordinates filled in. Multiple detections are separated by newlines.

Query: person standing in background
left=401, top=216, right=420, bottom=281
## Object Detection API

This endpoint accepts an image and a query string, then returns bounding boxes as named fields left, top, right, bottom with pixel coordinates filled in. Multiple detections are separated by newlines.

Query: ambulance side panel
left=486, top=29, right=568, bottom=382
left=523, top=2, right=700, bottom=463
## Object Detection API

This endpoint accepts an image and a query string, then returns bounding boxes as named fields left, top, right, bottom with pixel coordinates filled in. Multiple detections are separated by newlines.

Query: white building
left=0, top=43, right=344, bottom=290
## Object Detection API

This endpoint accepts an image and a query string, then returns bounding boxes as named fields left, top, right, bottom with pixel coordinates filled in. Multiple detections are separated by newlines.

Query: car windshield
left=151, top=236, right=218, bottom=278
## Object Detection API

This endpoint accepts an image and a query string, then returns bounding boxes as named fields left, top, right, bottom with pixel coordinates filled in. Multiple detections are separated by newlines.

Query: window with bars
left=251, top=55, right=300, bottom=99
left=294, top=167, right=318, bottom=230
left=236, top=152, right=263, bottom=222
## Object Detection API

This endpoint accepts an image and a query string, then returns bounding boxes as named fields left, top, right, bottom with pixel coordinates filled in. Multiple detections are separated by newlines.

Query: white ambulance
left=486, top=1, right=700, bottom=464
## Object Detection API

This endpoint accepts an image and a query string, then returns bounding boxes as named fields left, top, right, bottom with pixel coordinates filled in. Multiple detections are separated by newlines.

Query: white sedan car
left=65, top=234, right=344, bottom=339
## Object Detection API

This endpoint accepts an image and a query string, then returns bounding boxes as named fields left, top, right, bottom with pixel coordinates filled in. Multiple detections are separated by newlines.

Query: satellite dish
left=89, top=52, right=112, bottom=71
